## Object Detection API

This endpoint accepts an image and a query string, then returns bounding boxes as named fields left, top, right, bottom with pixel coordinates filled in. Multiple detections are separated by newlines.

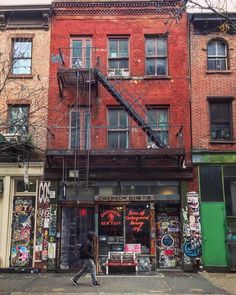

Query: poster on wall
left=156, top=208, right=181, bottom=269
left=10, top=197, right=35, bottom=267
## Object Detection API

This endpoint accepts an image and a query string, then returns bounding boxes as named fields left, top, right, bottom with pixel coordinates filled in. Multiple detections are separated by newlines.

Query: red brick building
left=46, top=0, right=194, bottom=272
left=189, top=13, right=236, bottom=270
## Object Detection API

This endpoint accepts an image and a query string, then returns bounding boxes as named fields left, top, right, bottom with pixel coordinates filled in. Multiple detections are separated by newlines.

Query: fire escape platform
left=57, top=67, right=96, bottom=97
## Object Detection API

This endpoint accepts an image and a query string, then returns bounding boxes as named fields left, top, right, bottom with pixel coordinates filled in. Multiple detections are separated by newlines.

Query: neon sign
left=126, top=209, right=149, bottom=232
left=100, top=209, right=122, bottom=226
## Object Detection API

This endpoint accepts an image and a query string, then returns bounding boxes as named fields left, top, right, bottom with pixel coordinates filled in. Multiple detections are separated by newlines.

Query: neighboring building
left=0, top=5, right=51, bottom=270
left=189, top=13, right=236, bottom=270
left=46, top=0, right=194, bottom=272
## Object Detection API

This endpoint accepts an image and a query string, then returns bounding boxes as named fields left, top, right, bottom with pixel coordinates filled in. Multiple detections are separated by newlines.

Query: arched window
left=207, top=39, right=228, bottom=71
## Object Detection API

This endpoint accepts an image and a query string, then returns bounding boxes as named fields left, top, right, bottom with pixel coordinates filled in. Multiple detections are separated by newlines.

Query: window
left=147, top=108, right=168, bottom=147
left=70, top=109, right=90, bottom=149
left=71, top=38, right=91, bottom=69
left=209, top=101, right=232, bottom=141
left=207, top=40, right=228, bottom=71
left=224, top=167, right=236, bottom=216
left=108, top=38, right=129, bottom=76
left=8, top=105, right=29, bottom=135
left=108, top=109, right=128, bottom=148
left=12, top=38, right=32, bottom=75
left=145, top=36, right=167, bottom=76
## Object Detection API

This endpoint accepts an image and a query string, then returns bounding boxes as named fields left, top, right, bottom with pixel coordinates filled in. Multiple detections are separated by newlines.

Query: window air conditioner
left=109, top=69, right=130, bottom=77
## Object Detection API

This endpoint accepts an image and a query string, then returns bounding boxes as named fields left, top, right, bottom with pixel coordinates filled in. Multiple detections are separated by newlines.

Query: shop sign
left=125, top=244, right=141, bottom=253
left=100, top=209, right=122, bottom=226
left=126, top=209, right=149, bottom=232
left=95, top=195, right=154, bottom=202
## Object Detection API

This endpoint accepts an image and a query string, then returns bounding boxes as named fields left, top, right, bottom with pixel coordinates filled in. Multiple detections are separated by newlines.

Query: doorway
left=59, top=206, right=95, bottom=270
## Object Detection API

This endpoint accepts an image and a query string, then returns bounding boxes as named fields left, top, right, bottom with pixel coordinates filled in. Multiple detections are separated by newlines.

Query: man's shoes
left=71, top=278, right=78, bottom=286
left=92, top=281, right=100, bottom=286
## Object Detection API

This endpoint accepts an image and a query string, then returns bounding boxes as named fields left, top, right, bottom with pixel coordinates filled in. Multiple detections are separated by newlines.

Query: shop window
left=147, top=108, right=168, bottom=148
left=70, top=109, right=90, bottom=149
left=8, top=105, right=29, bottom=135
left=224, top=167, right=236, bottom=216
left=125, top=204, right=150, bottom=254
left=200, top=166, right=224, bottom=202
left=108, top=37, right=129, bottom=76
left=99, top=206, right=123, bottom=237
left=12, top=38, right=32, bottom=75
left=145, top=36, right=168, bottom=76
left=209, top=100, right=232, bottom=142
left=71, top=37, right=91, bottom=69
left=108, top=109, right=129, bottom=149
left=207, top=39, right=228, bottom=71
left=16, top=180, right=36, bottom=193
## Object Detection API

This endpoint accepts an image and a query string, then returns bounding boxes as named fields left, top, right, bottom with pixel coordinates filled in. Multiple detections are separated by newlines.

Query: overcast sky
left=0, top=0, right=235, bottom=12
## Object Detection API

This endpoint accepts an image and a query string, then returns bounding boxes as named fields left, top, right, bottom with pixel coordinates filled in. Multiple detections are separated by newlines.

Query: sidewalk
left=200, top=271, right=236, bottom=295
left=0, top=271, right=233, bottom=295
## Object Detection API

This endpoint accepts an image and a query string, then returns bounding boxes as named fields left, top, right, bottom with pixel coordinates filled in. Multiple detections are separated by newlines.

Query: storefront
left=57, top=180, right=182, bottom=272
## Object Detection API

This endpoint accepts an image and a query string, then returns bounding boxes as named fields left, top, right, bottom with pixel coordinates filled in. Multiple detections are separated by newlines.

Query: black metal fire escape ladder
left=93, top=68, right=167, bottom=148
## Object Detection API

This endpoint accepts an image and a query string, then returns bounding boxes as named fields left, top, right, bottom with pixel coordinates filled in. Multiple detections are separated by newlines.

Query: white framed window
left=70, top=109, right=90, bottom=149
left=108, top=108, right=129, bottom=148
left=71, top=37, right=91, bottom=69
left=145, top=36, right=168, bottom=76
left=108, top=38, right=129, bottom=76
left=207, top=40, right=228, bottom=71
left=12, top=38, right=32, bottom=75
left=147, top=108, right=168, bottom=148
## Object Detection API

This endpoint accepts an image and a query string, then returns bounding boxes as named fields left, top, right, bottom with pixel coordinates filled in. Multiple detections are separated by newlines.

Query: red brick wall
left=48, top=12, right=191, bottom=161
left=190, top=24, right=236, bottom=151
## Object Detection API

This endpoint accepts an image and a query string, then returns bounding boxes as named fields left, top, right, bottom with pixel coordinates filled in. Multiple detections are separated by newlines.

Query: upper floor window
left=147, top=108, right=168, bottom=148
left=108, top=38, right=129, bottom=76
left=12, top=38, right=32, bottom=75
left=70, top=109, right=90, bottom=149
left=71, top=38, right=91, bottom=69
left=8, top=105, right=29, bottom=135
left=209, top=100, right=232, bottom=141
left=207, top=40, right=228, bottom=71
left=108, top=109, right=128, bottom=148
left=145, top=36, right=167, bottom=76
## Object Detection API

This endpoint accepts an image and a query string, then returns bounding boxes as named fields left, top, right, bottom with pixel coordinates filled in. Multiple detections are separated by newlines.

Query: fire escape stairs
left=93, top=67, right=167, bottom=149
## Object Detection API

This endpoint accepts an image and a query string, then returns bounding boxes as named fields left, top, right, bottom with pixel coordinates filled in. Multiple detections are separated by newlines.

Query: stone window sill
left=8, top=74, right=33, bottom=79
left=210, top=140, right=235, bottom=144
left=206, top=70, right=232, bottom=74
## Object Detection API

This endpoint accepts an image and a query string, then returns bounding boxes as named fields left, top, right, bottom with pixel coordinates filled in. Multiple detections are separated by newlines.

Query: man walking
left=71, top=231, right=100, bottom=287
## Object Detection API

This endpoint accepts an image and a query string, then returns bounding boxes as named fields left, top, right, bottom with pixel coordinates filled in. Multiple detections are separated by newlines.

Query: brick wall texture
left=190, top=24, right=236, bottom=151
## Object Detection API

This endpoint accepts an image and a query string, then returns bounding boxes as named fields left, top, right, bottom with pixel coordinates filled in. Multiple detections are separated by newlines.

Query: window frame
left=69, top=108, right=90, bottom=150
left=146, top=107, right=169, bottom=148
left=145, top=35, right=168, bottom=76
left=8, top=104, right=29, bottom=135
left=11, top=38, right=33, bottom=76
left=108, top=37, right=130, bottom=76
left=207, top=39, right=228, bottom=71
left=107, top=108, right=129, bottom=149
left=208, top=98, right=233, bottom=142
left=70, top=37, right=92, bottom=69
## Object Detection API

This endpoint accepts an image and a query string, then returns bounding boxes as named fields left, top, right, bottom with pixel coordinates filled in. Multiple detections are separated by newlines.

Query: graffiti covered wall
left=182, top=191, right=202, bottom=267
left=35, top=181, right=57, bottom=270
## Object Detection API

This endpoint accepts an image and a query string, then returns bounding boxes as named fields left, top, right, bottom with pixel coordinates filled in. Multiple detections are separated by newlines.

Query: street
left=0, top=271, right=235, bottom=295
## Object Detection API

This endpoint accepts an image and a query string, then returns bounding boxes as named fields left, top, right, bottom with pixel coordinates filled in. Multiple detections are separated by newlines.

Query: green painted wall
left=201, top=203, right=228, bottom=267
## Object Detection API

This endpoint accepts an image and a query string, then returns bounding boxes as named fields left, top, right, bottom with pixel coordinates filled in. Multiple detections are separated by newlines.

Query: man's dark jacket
left=79, top=232, right=94, bottom=259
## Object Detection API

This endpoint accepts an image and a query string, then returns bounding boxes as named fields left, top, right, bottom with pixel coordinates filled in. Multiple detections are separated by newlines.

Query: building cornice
left=53, top=0, right=186, bottom=17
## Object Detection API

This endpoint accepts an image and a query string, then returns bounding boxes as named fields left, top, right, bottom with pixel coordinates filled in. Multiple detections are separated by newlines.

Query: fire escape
left=50, top=47, right=186, bottom=187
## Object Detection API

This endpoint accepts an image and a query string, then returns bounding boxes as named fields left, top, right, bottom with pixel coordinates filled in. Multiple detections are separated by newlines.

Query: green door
left=201, top=203, right=228, bottom=267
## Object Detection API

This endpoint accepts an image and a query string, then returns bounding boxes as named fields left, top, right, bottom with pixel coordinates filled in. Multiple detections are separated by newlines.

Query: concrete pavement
left=0, top=271, right=234, bottom=295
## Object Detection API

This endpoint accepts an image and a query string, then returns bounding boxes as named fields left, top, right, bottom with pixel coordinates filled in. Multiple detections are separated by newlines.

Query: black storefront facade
left=45, top=150, right=193, bottom=273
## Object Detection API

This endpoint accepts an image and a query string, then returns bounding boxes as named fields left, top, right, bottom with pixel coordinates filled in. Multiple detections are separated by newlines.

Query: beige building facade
left=0, top=5, right=51, bottom=269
